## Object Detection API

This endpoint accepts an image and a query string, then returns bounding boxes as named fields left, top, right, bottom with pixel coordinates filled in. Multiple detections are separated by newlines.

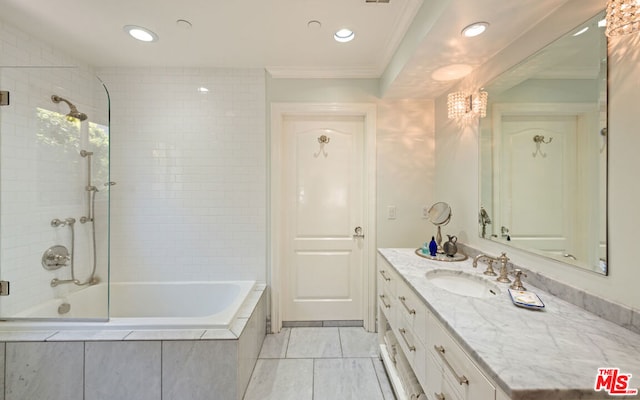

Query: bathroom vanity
left=377, top=248, right=640, bottom=400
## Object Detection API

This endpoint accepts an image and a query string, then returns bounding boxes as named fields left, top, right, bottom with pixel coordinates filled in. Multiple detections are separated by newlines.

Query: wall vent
left=366, top=0, right=390, bottom=3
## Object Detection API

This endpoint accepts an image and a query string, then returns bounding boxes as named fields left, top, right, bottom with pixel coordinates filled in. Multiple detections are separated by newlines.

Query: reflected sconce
left=606, top=0, right=640, bottom=37
left=447, top=90, right=488, bottom=120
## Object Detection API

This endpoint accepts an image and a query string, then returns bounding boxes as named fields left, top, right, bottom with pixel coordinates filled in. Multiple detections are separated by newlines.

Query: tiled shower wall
left=97, top=68, right=266, bottom=282
left=0, top=20, right=109, bottom=316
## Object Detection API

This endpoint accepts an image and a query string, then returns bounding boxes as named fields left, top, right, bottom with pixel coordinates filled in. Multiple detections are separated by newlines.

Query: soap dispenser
left=428, top=236, right=438, bottom=257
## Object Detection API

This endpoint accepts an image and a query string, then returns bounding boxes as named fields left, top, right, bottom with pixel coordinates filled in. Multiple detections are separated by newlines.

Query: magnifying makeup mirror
left=427, top=202, right=452, bottom=253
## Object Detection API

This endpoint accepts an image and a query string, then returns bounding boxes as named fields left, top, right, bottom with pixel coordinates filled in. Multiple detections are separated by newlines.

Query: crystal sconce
left=606, top=0, right=640, bottom=37
left=447, top=90, right=488, bottom=119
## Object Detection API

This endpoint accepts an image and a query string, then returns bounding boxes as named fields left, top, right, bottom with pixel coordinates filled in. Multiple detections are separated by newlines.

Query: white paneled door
left=281, top=115, right=365, bottom=322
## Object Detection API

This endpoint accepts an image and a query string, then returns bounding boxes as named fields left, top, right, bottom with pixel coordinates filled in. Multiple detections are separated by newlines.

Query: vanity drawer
left=394, top=322, right=427, bottom=390
left=425, top=346, right=443, bottom=397
left=378, top=286, right=396, bottom=326
left=437, top=370, right=465, bottom=400
left=427, top=314, right=495, bottom=400
left=377, top=255, right=398, bottom=296
left=396, top=282, right=428, bottom=345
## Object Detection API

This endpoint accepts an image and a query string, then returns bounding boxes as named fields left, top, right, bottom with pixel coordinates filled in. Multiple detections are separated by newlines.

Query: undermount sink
left=425, top=269, right=500, bottom=298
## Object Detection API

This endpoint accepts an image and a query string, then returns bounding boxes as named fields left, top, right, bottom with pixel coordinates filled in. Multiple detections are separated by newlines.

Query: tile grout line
left=337, top=327, right=344, bottom=358
left=370, top=357, right=388, bottom=400
left=311, top=357, right=316, bottom=400
left=284, top=328, right=291, bottom=359
left=82, top=342, right=86, bottom=400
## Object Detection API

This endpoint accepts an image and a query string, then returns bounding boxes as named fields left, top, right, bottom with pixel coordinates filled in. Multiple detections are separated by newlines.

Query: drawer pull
left=379, top=294, right=391, bottom=309
left=379, top=270, right=391, bottom=282
left=434, top=345, right=469, bottom=385
left=398, top=296, right=416, bottom=315
left=434, top=393, right=446, bottom=400
left=398, top=328, right=416, bottom=352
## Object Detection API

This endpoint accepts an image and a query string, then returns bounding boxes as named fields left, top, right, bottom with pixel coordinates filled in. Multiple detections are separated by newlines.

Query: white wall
left=377, top=99, right=435, bottom=247
left=98, top=68, right=266, bottom=283
left=0, top=19, right=109, bottom=316
left=433, top=0, right=640, bottom=310
left=267, top=75, right=435, bottom=248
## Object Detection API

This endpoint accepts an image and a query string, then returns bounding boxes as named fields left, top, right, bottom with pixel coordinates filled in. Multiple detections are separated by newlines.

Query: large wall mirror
left=479, top=11, right=608, bottom=275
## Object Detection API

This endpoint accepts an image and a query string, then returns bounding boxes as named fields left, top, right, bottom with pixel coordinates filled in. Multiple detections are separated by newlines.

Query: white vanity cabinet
left=426, top=312, right=495, bottom=400
left=378, top=254, right=499, bottom=400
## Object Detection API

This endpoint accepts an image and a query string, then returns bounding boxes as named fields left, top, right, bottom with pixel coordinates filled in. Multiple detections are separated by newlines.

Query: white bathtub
left=5, top=280, right=256, bottom=330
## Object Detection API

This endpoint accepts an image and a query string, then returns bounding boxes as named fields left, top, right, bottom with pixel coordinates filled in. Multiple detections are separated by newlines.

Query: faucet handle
left=509, top=269, right=527, bottom=291
left=483, top=259, right=497, bottom=276
left=496, top=252, right=511, bottom=284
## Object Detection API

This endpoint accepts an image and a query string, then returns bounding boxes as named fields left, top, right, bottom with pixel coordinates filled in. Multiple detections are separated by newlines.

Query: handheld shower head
left=51, top=95, right=88, bottom=121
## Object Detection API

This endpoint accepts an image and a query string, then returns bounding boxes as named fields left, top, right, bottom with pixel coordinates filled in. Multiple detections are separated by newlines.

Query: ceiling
left=0, top=0, right=574, bottom=99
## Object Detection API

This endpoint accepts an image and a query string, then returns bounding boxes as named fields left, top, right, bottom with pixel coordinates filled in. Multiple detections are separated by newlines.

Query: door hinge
left=0, top=281, right=10, bottom=296
left=0, top=91, right=9, bottom=106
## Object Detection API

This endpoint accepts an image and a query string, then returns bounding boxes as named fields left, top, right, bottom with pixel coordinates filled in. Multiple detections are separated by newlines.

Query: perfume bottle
left=428, top=236, right=438, bottom=257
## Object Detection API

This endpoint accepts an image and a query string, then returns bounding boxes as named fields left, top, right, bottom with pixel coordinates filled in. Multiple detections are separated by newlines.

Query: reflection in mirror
left=479, top=11, right=607, bottom=275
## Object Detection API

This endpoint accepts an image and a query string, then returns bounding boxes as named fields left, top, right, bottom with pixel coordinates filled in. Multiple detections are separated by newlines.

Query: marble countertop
left=378, top=248, right=640, bottom=400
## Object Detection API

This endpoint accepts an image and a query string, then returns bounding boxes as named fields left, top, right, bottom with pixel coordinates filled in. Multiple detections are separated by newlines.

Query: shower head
left=51, top=95, right=88, bottom=122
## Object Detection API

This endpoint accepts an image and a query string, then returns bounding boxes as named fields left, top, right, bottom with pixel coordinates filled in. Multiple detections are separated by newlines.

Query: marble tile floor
left=243, top=327, right=396, bottom=400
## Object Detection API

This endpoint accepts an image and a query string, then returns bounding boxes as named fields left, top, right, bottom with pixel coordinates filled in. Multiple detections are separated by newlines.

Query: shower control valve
left=42, top=245, right=70, bottom=270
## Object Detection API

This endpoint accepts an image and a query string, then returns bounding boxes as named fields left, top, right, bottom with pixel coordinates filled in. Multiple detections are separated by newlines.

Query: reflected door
left=500, top=115, right=577, bottom=255
left=282, top=115, right=365, bottom=322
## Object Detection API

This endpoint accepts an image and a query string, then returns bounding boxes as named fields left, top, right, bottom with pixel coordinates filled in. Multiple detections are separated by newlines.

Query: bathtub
left=5, top=280, right=256, bottom=330
left=0, top=281, right=267, bottom=400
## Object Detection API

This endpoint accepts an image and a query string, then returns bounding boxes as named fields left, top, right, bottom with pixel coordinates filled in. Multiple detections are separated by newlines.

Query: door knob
left=353, top=226, right=365, bottom=239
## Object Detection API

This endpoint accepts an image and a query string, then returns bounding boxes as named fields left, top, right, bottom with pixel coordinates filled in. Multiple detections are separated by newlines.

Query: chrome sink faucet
left=472, top=253, right=497, bottom=276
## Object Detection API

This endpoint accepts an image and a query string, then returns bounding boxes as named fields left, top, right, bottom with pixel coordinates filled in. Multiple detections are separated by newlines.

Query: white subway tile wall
left=97, top=67, right=266, bottom=282
left=0, top=20, right=110, bottom=316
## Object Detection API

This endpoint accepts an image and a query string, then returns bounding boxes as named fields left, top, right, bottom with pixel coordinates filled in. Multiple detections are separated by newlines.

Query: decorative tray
left=414, top=248, right=468, bottom=262
left=508, top=289, right=545, bottom=310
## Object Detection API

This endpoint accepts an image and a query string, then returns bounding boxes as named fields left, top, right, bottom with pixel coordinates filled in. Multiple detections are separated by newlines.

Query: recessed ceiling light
left=334, top=28, right=355, bottom=43
left=461, top=22, right=489, bottom=37
left=197, top=87, right=209, bottom=93
left=598, top=18, right=607, bottom=28
left=123, top=25, right=158, bottom=42
left=431, top=64, right=473, bottom=81
left=573, top=27, right=589, bottom=36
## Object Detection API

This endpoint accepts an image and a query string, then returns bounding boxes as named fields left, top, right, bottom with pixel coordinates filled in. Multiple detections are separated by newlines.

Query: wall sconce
left=447, top=90, right=488, bottom=119
left=606, top=0, right=640, bottom=37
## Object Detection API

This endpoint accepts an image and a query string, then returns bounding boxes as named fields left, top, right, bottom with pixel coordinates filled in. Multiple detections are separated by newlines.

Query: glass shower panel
left=0, top=67, right=110, bottom=321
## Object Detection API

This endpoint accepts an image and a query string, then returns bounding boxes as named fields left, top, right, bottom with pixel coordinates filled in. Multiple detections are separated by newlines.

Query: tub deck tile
left=125, top=329, right=206, bottom=341
left=230, top=317, right=249, bottom=337
left=0, top=331, right=58, bottom=342
left=238, top=291, right=263, bottom=318
left=201, top=329, right=237, bottom=340
left=46, top=330, right=132, bottom=341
